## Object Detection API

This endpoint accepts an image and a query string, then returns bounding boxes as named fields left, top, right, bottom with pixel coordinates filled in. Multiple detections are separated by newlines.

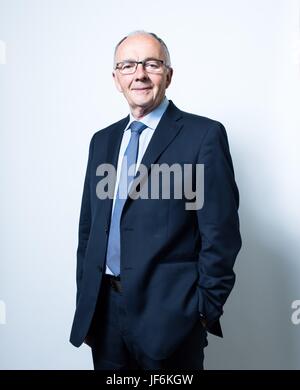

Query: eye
left=145, top=61, right=160, bottom=69
left=121, top=62, right=135, bottom=70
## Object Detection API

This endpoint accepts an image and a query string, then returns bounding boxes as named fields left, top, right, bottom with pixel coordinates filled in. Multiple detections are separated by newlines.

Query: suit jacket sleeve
left=76, top=134, right=95, bottom=305
left=196, top=122, right=241, bottom=333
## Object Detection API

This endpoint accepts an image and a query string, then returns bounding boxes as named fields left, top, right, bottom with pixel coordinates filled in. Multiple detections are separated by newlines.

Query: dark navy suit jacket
left=70, top=101, right=241, bottom=360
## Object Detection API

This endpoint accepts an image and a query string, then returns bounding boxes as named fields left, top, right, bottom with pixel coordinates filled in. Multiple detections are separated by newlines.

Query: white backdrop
left=1, top=0, right=300, bottom=369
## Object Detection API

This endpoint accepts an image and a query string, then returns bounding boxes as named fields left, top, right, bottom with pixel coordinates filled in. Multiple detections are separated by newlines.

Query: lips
left=132, top=87, right=152, bottom=91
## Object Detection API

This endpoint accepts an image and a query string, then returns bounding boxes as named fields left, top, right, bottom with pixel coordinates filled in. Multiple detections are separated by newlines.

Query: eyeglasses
left=115, top=59, right=168, bottom=75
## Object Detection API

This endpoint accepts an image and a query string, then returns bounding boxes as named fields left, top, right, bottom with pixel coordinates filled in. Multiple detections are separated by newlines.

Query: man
left=70, top=31, right=241, bottom=369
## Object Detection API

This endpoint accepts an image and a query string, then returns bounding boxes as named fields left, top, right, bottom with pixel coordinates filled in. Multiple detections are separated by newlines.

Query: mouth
left=132, top=87, right=152, bottom=92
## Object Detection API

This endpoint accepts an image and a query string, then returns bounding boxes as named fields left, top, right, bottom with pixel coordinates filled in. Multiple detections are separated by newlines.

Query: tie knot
left=130, top=121, right=147, bottom=134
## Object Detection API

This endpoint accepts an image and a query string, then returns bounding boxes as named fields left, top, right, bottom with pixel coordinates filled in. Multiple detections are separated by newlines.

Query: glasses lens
left=117, top=60, right=165, bottom=74
left=144, top=60, right=163, bottom=73
left=118, top=62, right=136, bottom=74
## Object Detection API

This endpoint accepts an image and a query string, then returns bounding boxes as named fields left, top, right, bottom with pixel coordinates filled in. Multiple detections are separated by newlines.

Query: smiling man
left=70, top=31, right=242, bottom=369
left=113, top=33, right=172, bottom=119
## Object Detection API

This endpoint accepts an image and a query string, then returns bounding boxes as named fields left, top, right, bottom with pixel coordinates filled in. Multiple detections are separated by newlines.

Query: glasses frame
left=114, top=59, right=169, bottom=75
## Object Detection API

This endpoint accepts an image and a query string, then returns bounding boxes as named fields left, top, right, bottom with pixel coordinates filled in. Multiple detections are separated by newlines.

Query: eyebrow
left=118, top=57, right=162, bottom=63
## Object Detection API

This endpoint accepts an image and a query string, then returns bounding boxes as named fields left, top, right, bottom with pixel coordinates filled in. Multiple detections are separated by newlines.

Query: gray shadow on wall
left=204, top=189, right=300, bottom=369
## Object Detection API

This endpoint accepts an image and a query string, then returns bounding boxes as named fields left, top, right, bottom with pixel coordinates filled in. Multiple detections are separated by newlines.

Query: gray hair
left=113, top=30, right=171, bottom=68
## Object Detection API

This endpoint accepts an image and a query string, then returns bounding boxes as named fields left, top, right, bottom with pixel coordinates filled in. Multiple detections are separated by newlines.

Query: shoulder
left=181, top=109, right=224, bottom=132
left=175, top=107, right=228, bottom=147
left=178, top=110, right=232, bottom=160
left=169, top=101, right=225, bottom=136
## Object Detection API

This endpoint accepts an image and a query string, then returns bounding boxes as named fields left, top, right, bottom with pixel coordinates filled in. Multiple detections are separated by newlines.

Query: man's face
left=113, top=34, right=173, bottom=117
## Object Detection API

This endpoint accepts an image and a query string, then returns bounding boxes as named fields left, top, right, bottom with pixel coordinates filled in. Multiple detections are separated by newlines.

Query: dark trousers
left=88, top=275, right=207, bottom=370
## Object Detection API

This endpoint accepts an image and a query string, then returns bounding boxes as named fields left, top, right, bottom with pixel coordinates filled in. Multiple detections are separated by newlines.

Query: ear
left=165, top=67, right=173, bottom=89
left=112, top=71, right=123, bottom=93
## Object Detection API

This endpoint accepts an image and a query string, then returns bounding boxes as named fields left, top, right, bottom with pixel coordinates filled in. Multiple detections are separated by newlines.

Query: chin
left=133, top=98, right=153, bottom=108
left=130, top=93, right=154, bottom=105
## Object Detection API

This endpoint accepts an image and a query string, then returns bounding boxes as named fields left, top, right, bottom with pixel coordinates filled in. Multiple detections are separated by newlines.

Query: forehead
left=116, top=35, right=164, bottom=61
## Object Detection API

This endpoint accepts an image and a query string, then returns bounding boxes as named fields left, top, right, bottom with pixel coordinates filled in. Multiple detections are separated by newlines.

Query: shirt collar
left=125, top=97, right=169, bottom=132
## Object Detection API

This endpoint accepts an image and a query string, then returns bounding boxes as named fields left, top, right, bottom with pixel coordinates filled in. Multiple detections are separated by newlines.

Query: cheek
left=114, top=77, right=123, bottom=92
left=116, top=76, right=132, bottom=93
left=126, top=81, right=136, bottom=94
left=154, top=77, right=167, bottom=91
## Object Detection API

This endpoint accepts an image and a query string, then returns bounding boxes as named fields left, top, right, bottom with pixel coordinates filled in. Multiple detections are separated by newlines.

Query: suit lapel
left=105, top=116, right=130, bottom=168
left=99, top=115, right=129, bottom=225
left=138, top=101, right=182, bottom=172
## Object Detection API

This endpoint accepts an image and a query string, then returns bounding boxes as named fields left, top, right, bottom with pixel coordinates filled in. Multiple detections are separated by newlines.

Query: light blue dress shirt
left=105, top=97, right=169, bottom=275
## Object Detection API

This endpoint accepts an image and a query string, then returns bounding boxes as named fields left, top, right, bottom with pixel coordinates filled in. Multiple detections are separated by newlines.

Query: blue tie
left=106, top=121, right=147, bottom=276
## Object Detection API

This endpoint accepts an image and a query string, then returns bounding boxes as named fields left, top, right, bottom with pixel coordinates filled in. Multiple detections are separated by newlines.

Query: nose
left=134, top=62, right=149, bottom=81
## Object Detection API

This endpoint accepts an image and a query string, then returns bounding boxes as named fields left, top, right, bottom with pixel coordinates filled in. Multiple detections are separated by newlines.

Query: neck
left=130, top=98, right=165, bottom=120
left=131, top=107, right=152, bottom=120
